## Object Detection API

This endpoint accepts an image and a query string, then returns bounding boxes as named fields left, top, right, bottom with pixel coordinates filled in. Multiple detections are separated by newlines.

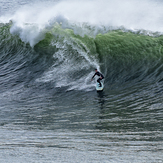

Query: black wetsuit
left=92, top=71, right=104, bottom=87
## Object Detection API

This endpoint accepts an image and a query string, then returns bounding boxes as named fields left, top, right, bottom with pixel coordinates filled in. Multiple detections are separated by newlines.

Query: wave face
left=0, top=22, right=163, bottom=92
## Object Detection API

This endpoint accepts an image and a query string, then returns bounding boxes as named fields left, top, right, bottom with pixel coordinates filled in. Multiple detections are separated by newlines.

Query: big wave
left=0, top=0, right=163, bottom=91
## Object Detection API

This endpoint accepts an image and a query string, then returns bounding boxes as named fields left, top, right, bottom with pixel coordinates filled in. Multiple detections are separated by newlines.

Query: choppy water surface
left=0, top=0, right=163, bottom=162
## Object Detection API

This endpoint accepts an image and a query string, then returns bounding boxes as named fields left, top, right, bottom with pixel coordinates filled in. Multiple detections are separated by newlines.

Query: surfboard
left=96, top=82, right=104, bottom=92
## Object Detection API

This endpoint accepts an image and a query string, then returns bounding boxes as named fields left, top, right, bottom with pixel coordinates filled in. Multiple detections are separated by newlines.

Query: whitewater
left=0, top=0, right=163, bottom=162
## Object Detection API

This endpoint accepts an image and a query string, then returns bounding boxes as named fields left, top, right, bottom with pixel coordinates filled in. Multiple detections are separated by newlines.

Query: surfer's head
left=95, top=69, right=97, bottom=72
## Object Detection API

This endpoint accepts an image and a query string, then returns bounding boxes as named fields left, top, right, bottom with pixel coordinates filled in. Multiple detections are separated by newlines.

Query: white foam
left=1, top=0, right=163, bottom=46
left=36, top=36, right=100, bottom=91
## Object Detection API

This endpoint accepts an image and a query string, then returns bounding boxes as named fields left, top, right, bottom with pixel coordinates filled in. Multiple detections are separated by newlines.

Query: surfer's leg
left=97, top=78, right=102, bottom=87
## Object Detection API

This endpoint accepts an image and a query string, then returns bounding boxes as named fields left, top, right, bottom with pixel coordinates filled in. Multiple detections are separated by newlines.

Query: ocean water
left=0, top=0, right=163, bottom=162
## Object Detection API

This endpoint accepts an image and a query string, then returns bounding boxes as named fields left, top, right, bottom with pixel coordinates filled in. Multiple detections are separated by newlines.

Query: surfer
left=91, top=69, right=104, bottom=87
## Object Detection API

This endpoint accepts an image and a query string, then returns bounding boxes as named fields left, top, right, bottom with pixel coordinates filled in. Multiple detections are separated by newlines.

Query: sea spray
left=0, top=0, right=163, bottom=47
left=35, top=27, right=100, bottom=91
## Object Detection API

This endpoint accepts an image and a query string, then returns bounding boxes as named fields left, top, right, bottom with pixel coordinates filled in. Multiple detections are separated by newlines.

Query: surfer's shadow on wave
left=96, top=91, right=106, bottom=110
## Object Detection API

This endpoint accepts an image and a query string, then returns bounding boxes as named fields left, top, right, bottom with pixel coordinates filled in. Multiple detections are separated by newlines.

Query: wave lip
left=1, top=0, right=163, bottom=46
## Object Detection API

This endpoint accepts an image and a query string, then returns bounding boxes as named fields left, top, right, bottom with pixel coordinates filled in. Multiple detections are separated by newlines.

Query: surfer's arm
left=91, top=73, right=96, bottom=81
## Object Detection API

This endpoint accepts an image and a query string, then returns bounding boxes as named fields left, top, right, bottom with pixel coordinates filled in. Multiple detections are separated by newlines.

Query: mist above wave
left=1, top=0, right=163, bottom=46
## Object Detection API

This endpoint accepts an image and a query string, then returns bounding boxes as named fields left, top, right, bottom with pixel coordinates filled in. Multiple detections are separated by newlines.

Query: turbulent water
left=0, top=0, right=163, bottom=162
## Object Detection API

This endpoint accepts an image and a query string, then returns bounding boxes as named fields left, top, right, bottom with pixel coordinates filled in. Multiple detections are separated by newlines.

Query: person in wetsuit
left=91, top=69, right=104, bottom=87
